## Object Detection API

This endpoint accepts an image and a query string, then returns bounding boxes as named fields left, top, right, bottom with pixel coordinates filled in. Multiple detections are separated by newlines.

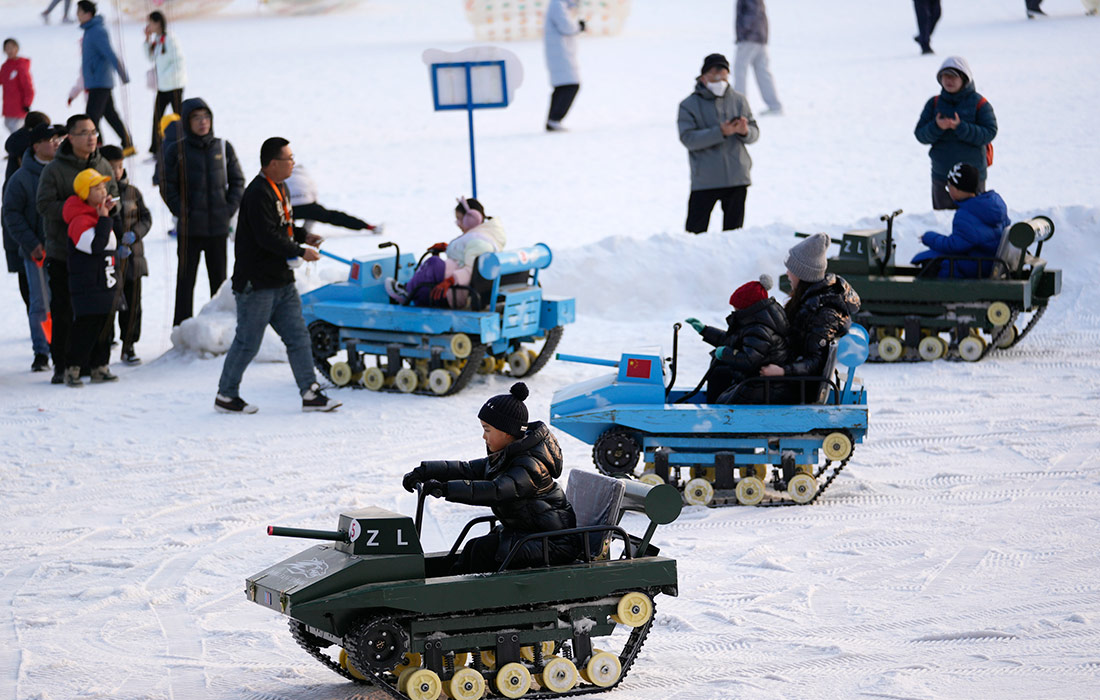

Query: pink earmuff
left=457, top=196, right=484, bottom=229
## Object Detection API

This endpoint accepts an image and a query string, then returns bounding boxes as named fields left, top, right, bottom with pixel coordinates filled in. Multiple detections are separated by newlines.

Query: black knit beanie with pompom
left=478, top=382, right=529, bottom=437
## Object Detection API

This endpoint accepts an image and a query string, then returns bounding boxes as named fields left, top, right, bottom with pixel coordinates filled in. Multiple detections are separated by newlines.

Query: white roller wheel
left=917, top=335, right=947, bottom=361
left=682, top=477, right=714, bottom=507
left=877, top=336, right=904, bottom=362
left=581, top=651, right=621, bottom=688
left=428, top=368, right=453, bottom=395
left=329, top=361, right=353, bottom=386
left=987, top=301, right=1012, bottom=326
left=822, top=432, right=853, bottom=461
left=507, top=349, right=533, bottom=377
left=394, top=367, right=419, bottom=393
left=361, top=367, right=385, bottom=391
left=639, top=472, right=665, bottom=486
left=450, top=333, right=473, bottom=359
left=787, top=473, right=818, bottom=504
left=735, top=476, right=765, bottom=506
left=957, top=335, right=986, bottom=362
left=495, top=662, right=531, bottom=699
left=993, top=324, right=1018, bottom=349
left=538, top=656, right=578, bottom=693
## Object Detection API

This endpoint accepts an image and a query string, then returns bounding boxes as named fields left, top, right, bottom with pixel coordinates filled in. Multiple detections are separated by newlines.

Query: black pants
left=548, top=84, right=580, bottom=123
left=150, top=89, right=183, bottom=154
left=294, top=201, right=368, bottom=230
left=174, top=236, right=227, bottom=326
left=69, top=312, right=113, bottom=371
left=1025, top=0, right=1043, bottom=11
left=705, top=364, right=737, bottom=403
left=932, top=176, right=985, bottom=210
left=686, top=185, right=748, bottom=233
left=118, top=275, right=142, bottom=348
left=86, top=88, right=133, bottom=149
left=46, top=259, right=72, bottom=372
left=452, top=530, right=501, bottom=575
left=913, top=0, right=942, bottom=51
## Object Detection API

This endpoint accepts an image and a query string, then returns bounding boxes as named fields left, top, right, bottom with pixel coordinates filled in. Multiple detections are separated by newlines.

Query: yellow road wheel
left=538, top=656, right=578, bottom=693
left=822, top=432, right=853, bottom=461
left=739, top=464, right=768, bottom=481
left=478, top=650, right=496, bottom=670
left=478, top=355, right=497, bottom=374
left=957, top=335, right=986, bottom=362
left=610, top=591, right=653, bottom=627
left=362, top=367, right=385, bottom=391
left=690, top=466, right=716, bottom=482
left=450, top=333, right=473, bottom=359
left=394, top=367, right=419, bottom=393
left=447, top=667, right=485, bottom=700
left=987, top=301, right=1012, bottom=326
left=993, top=324, right=1018, bottom=349
left=397, top=667, right=418, bottom=693
left=406, top=668, right=442, bottom=700
left=877, top=335, right=904, bottom=362
left=795, top=464, right=813, bottom=476
left=917, top=335, right=947, bottom=361
left=393, top=651, right=422, bottom=676
left=427, top=368, right=453, bottom=395
left=787, top=473, right=818, bottom=504
left=329, top=361, right=353, bottom=386
left=520, top=641, right=556, bottom=662
left=682, top=477, right=714, bottom=507
left=735, top=476, right=765, bottom=506
left=639, top=472, right=664, bottom=486
left=507, top=349, right=532, bottom=377
left=453, top=652, right=469, bottom=667
left=495, top=662, right=532, bottom=699
left=580, top=651, right=621, bottom=688
left=338, top=648, right=369, bottom=681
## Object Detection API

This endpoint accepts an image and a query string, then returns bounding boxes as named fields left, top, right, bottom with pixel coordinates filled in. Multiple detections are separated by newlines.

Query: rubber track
left=288, top=619, right=371, bottom=686
left=518, top=326, right=564, bottom=378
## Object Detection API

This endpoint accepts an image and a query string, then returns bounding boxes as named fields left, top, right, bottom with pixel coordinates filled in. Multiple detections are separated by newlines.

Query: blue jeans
left=217, top=283, right=316, bottom=398
left=23, top=258, right=51, bottom=356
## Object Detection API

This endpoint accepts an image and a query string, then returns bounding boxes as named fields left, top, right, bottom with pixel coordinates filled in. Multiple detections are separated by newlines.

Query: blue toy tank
left=302, top=242, right=574, bottom=396
left=550, top=326, right=870, bottom=507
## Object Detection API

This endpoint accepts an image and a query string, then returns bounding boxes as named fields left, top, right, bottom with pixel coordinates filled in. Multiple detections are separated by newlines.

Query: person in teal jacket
left=914, top=56, right=996, bottom=210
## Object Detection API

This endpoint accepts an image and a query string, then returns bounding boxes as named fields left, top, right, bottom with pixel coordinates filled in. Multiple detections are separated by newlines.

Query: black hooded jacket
left=783, top=273, right=861, bottom=377
left=701, top=297, right=789, bottom=403
left=162, top=98, right=244, bottom=238
left=417, top=422, right=580, bottom=569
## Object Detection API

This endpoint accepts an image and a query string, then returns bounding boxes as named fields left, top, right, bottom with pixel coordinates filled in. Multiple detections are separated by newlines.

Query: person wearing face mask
left=678, top=53, right=759, bottom=234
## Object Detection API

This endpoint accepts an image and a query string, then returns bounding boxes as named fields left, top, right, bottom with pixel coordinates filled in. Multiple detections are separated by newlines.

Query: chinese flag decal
left=625, top=358, right=651, bottom=378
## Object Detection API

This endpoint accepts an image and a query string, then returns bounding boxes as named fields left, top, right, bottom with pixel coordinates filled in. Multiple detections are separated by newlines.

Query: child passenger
left=385, top=197, right=506, bottom=308
left=101, top=145, right=151, bottom=365
left=402, top=382, right=580, bottom=574
left=686, top=274, right=789, bottom=404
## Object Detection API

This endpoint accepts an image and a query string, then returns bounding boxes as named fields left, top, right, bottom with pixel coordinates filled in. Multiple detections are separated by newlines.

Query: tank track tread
left=289, top=619, right=372, bottom=686
left=341, top=592, right=658, bottom=699
left=314, top=344, right=489, bottom=396
left=514, top=325, right=565, bottom=378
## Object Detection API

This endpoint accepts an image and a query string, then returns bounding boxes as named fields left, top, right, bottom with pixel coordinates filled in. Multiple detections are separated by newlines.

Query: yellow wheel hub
left=478, top=355, right=498, bottom=374
left=507, top=349, right=532, bottom=377
left=682, top=477, right=714, bottom=507
left=739, top=464, right=768, bottom=481
left=478, top=649, right=496, bottom=670
left=580, top=650, right=621, bottom=688
left=393, top=651, right=422, bottom=676
left=822, top=432, right=852, bottom=461
left=735, top=476, right=765, bottom=506
left=427, top=368, right=453, bottom=395
left=638, top=472, right=664, bottom=486
left=405, top=668, right=442, bottom=700
left=362, top=366, right=385, bottom=390
left=957, top=335, right=986, bottom=362
left=520, top=640, right=556, bottom=662
left=987, top=301, right=1012, bottom=326
left=338, top=648, right=369, bottom=681
left=877, top=335, right=904, bottom=362
left=394, top=367, right=419, bottom=393
left=329, top=361, right=353, bottom=386
left=447, top=667, right=485, bottom=700
left=495, top=662, right=532, bottom=698
left=993, top=324, right=1018, bottom=349
left=450, top=333, right=473, bottom=359
left=538, top=656, right=578, bottom=693
left=917, top=335, right=947, bottom=361
left=787, top=473, right=818, bottom=504
left=610, top=591, right=653, bottom=627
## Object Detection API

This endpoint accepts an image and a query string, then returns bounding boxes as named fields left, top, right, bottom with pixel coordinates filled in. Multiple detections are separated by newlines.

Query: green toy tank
left=246, top=473, right=682, bottom=699
left=782, top=210, right=1062, bottom=362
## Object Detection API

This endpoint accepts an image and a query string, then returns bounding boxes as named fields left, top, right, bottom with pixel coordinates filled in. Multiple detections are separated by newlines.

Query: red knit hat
left=729, top=274, right=774, bottom=310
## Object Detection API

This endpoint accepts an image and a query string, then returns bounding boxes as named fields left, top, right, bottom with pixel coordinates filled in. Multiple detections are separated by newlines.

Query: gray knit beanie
left=784, top=233, right=831, bottom=283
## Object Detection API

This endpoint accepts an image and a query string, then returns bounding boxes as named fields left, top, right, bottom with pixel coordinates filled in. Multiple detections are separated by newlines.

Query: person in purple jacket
left=911, top=162, right=1010, bottom=279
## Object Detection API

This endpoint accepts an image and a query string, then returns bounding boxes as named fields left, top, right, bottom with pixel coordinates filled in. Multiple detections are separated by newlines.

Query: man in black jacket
left=214, top=137, right=340, bottom=414
left=163, top=97, right=244, bottom=326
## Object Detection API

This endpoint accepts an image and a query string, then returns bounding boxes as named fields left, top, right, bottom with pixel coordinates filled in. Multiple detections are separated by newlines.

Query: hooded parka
left=914, top=56, right=997, bottom=182
left=678, top=81, right=759, bottom=191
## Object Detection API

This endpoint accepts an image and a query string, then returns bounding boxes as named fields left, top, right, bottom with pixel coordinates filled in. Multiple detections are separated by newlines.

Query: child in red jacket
left=62, top=169, right=133, bottom=387
left=1, top=39, right=34, bottom=133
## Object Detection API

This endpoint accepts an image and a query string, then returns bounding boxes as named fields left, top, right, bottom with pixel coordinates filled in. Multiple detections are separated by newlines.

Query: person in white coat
left=543, top=0, right=585, bottom=131
left=144, top=11, right=185, bottom=155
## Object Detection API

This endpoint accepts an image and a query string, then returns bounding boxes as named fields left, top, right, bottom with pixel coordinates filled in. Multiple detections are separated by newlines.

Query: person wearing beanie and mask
left=760, top=233, right=860, bottom=391
left=914, top=56, right=997, bottom=210
left=911, top=162, right=1009, bottom=278
left=686, top=274, right=789, bottom=404
left=402, top=382, right=580, bottom=574
left=678, top=52, right=759, bottom=234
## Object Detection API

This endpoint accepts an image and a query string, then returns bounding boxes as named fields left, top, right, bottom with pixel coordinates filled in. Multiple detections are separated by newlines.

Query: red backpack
left=934, top=95, right=994, bottom=167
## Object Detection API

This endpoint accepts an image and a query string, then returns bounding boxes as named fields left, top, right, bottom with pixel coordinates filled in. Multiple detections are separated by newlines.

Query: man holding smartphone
left=677, top=53, right=759, bottom=234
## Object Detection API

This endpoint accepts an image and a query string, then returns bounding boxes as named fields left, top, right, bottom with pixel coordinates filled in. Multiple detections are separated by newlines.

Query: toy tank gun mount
left=248, top=475, right=682, bottom=698
left=304, top=242, right=575, bottom=396
left=550, top=324, right=870, bottom=508
left=782, top=211, right=1061, bottom=363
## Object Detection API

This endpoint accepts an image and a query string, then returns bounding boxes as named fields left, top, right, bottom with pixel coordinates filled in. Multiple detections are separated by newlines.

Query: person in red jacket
left=1, top=39, right=35, bottom=133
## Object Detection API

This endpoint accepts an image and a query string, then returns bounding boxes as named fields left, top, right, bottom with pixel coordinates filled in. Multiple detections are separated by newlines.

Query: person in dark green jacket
left=914, top=56, right=997, bottom=210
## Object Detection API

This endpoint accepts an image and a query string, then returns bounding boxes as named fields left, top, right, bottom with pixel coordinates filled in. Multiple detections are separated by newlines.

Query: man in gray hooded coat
left=678, top=53, right=759, bottom=233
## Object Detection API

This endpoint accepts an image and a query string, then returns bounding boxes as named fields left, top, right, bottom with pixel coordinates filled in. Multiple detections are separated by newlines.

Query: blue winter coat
left=914, top=56, right=996, bottom=182
left=544, top=0, right=581, bottom=87
left=911, top=190, right=1010, bottom=278
left=80, top=15, right=129, bottom=89
left=1, top=147, right=46, bottom=260
left=736, top=0, right=769, bottom=44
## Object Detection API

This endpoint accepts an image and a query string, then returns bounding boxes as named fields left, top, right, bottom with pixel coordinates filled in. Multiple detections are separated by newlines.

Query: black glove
left=423, top=479, right=448, bottom=498
left=402, top=468, right=424, bottom=493
left=578, top=18, right=587, bottom=31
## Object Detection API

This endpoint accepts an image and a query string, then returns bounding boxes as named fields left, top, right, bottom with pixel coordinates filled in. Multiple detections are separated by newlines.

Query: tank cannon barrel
left=317, top=249, right=353, bottom=266
left=267, top=525, right=349, bottom=543
left=555, top=353, right=620, bottom=368
left=620, top=480, right=683, bottom=556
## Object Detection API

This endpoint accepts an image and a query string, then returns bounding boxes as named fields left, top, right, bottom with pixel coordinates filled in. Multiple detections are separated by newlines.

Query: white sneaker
left=384, top=278, right=407, bottom=303
left=215, top=394, right=258, bottom=414
left=302, top=383, right=342, bottom=412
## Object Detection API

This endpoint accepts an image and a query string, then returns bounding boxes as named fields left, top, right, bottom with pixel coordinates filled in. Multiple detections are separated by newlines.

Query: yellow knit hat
left=159, top=112, right=181, bottom=138
left=73, top=169, right=111, bottom=201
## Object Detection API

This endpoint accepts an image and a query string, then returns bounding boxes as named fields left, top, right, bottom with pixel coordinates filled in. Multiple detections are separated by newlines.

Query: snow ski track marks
left=0, top=565, right=37, bottom=700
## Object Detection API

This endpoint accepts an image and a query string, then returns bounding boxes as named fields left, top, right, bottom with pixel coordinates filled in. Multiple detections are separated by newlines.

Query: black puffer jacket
left=162, top=98, right=244, bottom=239
left=783, top=273, right=861, bottom=377
left=418, top=422, right=580, bottom=569
left=701, top=297, right=789, bottom=403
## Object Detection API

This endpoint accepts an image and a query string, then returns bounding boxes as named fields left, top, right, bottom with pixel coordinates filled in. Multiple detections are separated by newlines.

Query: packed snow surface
left=2, top=1, right=1099, bottom=698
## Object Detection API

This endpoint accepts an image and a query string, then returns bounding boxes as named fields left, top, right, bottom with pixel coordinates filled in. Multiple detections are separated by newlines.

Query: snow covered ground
left=2, top=0, right=1099, bottom=698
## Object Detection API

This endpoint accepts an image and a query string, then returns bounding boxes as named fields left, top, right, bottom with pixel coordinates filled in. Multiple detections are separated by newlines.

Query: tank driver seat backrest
left=993, top=225, right=1024, bottom=279
left=564, top=470, right=627, bottom=560
left=465, top=256, right=535, bottom=311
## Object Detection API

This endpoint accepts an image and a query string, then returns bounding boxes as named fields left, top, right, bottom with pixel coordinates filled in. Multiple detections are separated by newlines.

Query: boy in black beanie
left=403, top=382, right=580, bottom=574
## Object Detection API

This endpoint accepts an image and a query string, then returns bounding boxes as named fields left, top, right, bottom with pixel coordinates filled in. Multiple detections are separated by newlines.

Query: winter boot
left=64, top=367, right=84, bottom=388
left=302, top=383, right=342, bottom=412
left=215, top=394, right=258, bottom=414
left=32, top=353, right=50, bottom=372
left=121, top=346, right=142, bottom=366
left=51, top=367, right=65, bottom=385
left=90, top=366, right=120, bottom=383
left=384, top=278, right=408, bottom=304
